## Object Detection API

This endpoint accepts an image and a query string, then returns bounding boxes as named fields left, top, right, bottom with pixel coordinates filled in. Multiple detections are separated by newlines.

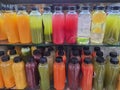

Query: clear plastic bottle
left=91, top=6, right=106, bottom=44
left=77, top=6, right=91, bottom=44
left=0, top=55, right=15, bottom=89
left=38, top=57, right=50, bottom=90
left=103, top=6, right=120, bottom=45
left=25, top=56, right=39, bottom=89
left=30, top=7, right=43, bottom=44
left=42, top=6, right=52, bottom=43
left=65, top=6, right=78, bottom=44
left=52, top=6, right=65, bottom=44
left=68, top=57, right=80, bottom=90
left=105, top=56, right=120, bottom=90
left=93, top=56, right=105, bottom=90
left=12, top=56, right=27, bottom=89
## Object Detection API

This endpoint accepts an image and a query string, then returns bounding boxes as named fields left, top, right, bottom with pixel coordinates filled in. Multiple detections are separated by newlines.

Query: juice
left=52, top=6, right=65, bottom=44
left=17, top=6, right=31, bottom=43
left=9, top=50, right=18, bottom=63
left=3, top=7, right=19, bottom=43
left=65, top=6, right=78, bottom=44
left=12, top=56, right=27, bottom=89
left=92, top=47, right=100, bottom=58
left=42, top=7, right=52, bottom=43
left=58, top=50, right=66, bottom=64
left=30, top=7, right=43, bottom=44
left=91, top=6, right=106, bottom=44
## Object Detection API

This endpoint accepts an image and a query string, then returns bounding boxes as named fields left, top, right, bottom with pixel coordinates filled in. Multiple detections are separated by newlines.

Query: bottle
left=81, top=58, right=93, bottom=90
left=0, top=51, right=5, bottom=89
left=82, top=46, right=89, bottom=55
left=12, top=56, right=27, bottom=89
left=0, top=7, right=7, bottom=41
left=48, top=46, right=55, bottom=60
left=56, top=46, right=64, bottom=56
left=81, top=50, right=92, bottom=63
left=54, top=57, right=66, bottom=90
left=21, top=46, right=31, bottom=63
left=91, top=6, right=106, bottom=44
left=9, top=50, right=18, bottom=62
left=30, top=7, right=43, bottom=44
left=93, top=56, right=105, bottom=90
left=68, top=57, right=80, bottom=90
left=71, top=50, right=81, bottom=63
left=93, top=51, right=103, bottom=64
left=0, top=55, right=15, bottom=88
left=105, top=56, right=120, bottom=90
left=77, top=6, right=91, bottom=44
left=25, top=56, right=39, bottom=89
left=44, top=51, right=54, bottom=81
left=42, top=6, right=52, bottom=43
left=17, top=6, right=31, bottom=43
left=65, top=6, right=78, bottom=44
left=38, top=57, right=50, bottom=90
left=33, top=49, right=42, bottom=64
left=92, top=47, right=101, bottom=58
left=3, top=7, right=19, bottom=43
left=58, top=50, right=66, bottom=64
left=52, top=6, right=65, bottom=44
left=103, top=6, right=120, bottom=45
left=7, top=46, right=15, bottom=55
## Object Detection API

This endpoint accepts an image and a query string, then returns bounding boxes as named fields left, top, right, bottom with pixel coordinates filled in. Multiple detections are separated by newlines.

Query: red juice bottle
left=82, top=46, right=89, bottom=55
left=71, top=50, right=81, bottom=63
left=68, top=57, right=80, bottom=90
left=81, top=58, right=93, bottom=90
left=52, top=6, right=65, bottom=44
left=92, top=47, right=100, bottom=58
left=58, top=50, right=66, bottom=64
left=65, top=6, right=78, bottom=44
left=25, top=56, right=39, bottom=89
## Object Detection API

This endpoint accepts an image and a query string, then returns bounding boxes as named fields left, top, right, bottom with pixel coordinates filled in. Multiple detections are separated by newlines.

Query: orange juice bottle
left=54, top=57, right=66, bottom=90
left=0, top=51, right=5, bottom=89
left=0, top=8, right=7, bottom=41
left=3, top=7, right=19, bottom=43
left=0, top=55, right=15, bottom=89
left=17, top=6, right=31, bottom=44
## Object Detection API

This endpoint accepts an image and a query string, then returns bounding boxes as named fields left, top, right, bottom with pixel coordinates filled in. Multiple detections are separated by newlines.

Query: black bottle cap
left=40, top=57, right=47, bottom=64
left=58, top=50, right=64, bottom=56
left=48, top=47, right=54, bottom=52
left=33, top=49, right=41, bottom=55
left=84, top=57, right=92, bottom=64
left=110, top=52, right=117, bottom=57
left=44, top=6, right=51, bottom=11
left=95, top=6, right=105, bottom=10
left=110, top=58, right=119, bottom=64
left=84, top=50, right=91, bottom=55
left=18, top=6, right=26, bottom=10
left=82, top=6, right=89, bottom=10
left=111, top=6, right=120, bottom=10
left=14, top=56, right=22, bottom=63
left=28, top=56, right=34, bottom=62
left=83, top=46, right=89, bottom=51
left=5, top=7, right=11, bottom=10
left=94, top=47, right=100, bottom=52
left=8, top=46, right=15, bottom=50
left=1, top=55, right=10, bottom=62
left=58, top=46, right=64, bottom=50
left=96, top=56, right=104, bottom=63
left=71, top=57, right=79, bottom=64
left=55, top=6, right=62, bottom=11
left=68, top=6, right=76, bottom=10
left=0, top=51, right=5, bottom=57
left=96, top=51, right=103, bottom=57
left=31, top=7, right=38, bottom=10
left=72, top=50, right=79, bottom=56
left=44, top=51, right=50, bottom=56
left=9, top=50, right=17, bottom=55
left=56, top=57, right=63, bottom=63
left=72, top=46, right=79, bottom=50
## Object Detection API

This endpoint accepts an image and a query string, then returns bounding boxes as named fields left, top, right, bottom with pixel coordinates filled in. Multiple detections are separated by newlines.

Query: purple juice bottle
left=25, top=56, right=39, bottom=89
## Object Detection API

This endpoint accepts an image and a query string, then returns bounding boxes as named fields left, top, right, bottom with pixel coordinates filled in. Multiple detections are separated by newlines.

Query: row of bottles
left=0, top=46, right=120, bottom=90
left=0, top=5, right=120, bottom=45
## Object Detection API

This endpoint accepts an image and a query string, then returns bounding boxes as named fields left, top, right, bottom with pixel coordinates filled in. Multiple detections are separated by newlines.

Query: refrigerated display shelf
left=0, top=0, right=120, bottom=4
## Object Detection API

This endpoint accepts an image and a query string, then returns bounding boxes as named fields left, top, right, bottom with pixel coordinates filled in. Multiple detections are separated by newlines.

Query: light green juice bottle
left=42, top=7, right=52, bottom=43
left=30, top=7, right=43, bottom=44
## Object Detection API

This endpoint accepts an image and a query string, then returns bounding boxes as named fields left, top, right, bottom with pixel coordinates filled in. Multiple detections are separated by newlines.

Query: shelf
left=0, top=40, right=119, bottom=47
left=0, top=0, right=120, bottom=4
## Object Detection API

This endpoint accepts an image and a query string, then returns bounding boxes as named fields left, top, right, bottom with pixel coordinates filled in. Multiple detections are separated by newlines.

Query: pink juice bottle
left=65, top=6, right=78, bottom=44
left=52, top=6, right=65, bottom=44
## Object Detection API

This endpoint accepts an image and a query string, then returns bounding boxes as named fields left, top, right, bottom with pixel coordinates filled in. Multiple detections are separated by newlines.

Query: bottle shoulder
left=30, top=11, right=41, bottom=16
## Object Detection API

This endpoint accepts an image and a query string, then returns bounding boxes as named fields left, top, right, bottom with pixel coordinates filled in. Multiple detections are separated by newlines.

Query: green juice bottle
left=30, top=7, right=43, bottom=44
left=42, top=6, right=52, bottom=43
